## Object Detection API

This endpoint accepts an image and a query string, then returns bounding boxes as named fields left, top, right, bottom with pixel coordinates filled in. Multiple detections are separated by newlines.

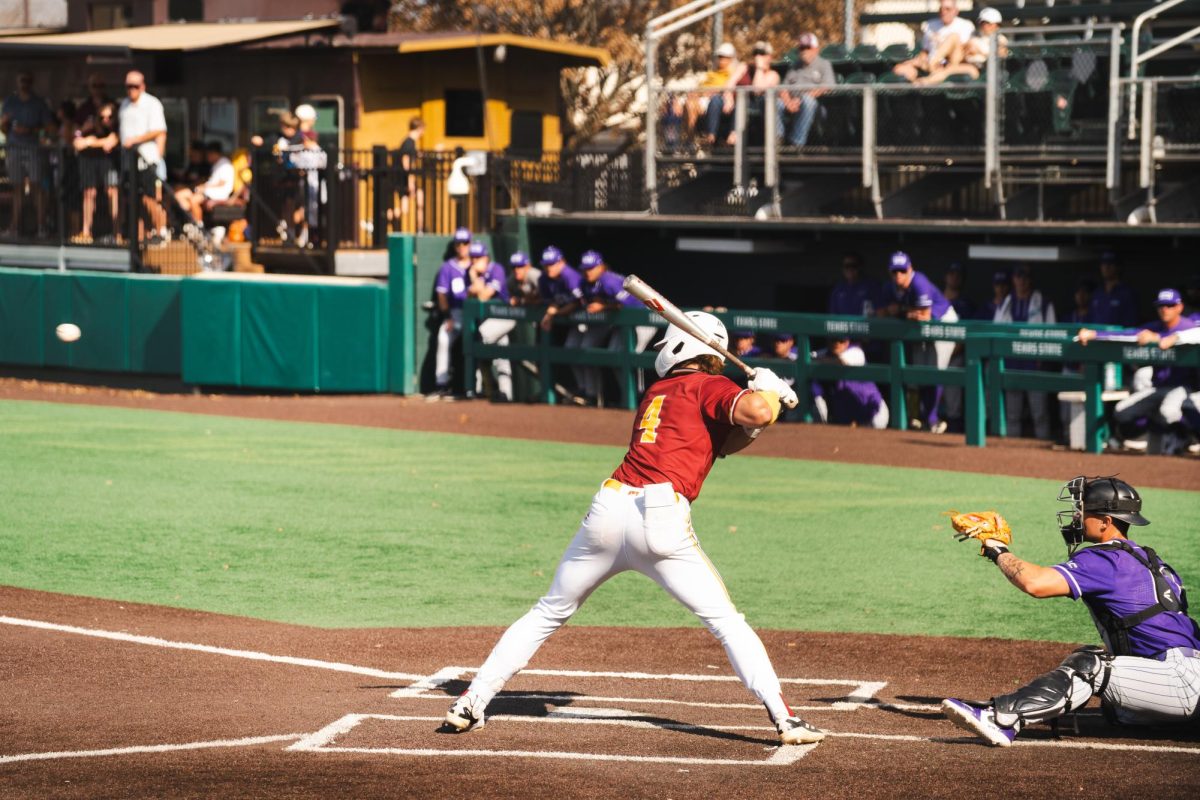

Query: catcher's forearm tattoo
left=996, top=552, right=1028, bottom=585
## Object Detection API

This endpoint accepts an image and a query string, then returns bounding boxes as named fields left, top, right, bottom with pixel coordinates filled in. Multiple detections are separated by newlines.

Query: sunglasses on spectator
left=126, top=83, right=142, bottom=90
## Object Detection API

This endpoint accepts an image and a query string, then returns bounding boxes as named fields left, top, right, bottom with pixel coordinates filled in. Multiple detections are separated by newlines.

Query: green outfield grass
left=2, top=398, right=1197, bottom=643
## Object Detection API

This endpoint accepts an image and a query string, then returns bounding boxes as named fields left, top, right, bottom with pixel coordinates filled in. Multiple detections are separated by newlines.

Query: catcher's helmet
left=653, top=311, right=728, bottom=377
left=1057, top=475, right=1149, bottom=554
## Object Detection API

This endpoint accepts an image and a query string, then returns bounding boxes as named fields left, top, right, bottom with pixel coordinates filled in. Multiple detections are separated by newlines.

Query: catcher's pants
left=434, top=309, right=463, bottom=388
left=461, top=479, right=795, bottom=726
left=1102, top=648, right=1200, bottom=724
left=475, top=318, right=514, bottom=400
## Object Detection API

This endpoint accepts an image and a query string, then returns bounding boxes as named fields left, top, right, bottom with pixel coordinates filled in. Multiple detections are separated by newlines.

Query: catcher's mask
left=1057, top=475, right=1150, bottom=555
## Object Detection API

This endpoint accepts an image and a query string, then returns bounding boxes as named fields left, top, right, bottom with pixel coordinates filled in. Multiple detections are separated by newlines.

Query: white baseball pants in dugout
left=461, top=479, right=795, bottom=725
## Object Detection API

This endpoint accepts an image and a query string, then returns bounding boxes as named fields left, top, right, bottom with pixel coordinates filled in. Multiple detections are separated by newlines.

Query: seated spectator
left=894, top=0, right=976, bottom=83
left=732, top=329, right=761, bottom=358
left=1079, top=288, right=1198, bottom=455
left=994, top=264, right=1057, bottom=440
left=829, top=252, right=880, bottom=317
left=778, top=33, right=834, bottom=148
left=979, top=269, right=1011, bottom=320
left=1090, top=252, right=1139, bottom=327
left=174, top=141, right=234, bottom=224
left=669, top=42, right=740, bottom=148
left=73, top=102, right=120, bottom=243
left=811, top=339, right=890, bottom=429
left=705, top=41, right=780, bottom=146
left=506, top=251, right=542, bottom=307
left=466, top=240, right=514, bottom=402
left=917, top=7, right=1007, bottom=85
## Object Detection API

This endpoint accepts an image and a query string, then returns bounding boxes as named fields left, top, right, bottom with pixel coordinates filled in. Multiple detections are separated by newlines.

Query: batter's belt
left=602, top=478, right=644, bottom=496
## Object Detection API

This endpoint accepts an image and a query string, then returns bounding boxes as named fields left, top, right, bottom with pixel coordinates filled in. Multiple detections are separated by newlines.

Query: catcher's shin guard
left=992, top=646, right=1111, bottom=729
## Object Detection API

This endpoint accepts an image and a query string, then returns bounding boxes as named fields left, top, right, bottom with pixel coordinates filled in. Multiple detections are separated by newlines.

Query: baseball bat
left=623, top=274, right=755, bottom=377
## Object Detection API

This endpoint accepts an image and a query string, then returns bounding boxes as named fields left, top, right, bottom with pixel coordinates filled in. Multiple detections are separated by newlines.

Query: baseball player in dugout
left=442, top=311, right=826, bottom=745
left=942, top=477, right=1200, bottom=746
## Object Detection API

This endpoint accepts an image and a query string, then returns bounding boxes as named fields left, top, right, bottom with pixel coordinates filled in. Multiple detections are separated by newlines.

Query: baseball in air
left=55, top=323, right=82, bottom=343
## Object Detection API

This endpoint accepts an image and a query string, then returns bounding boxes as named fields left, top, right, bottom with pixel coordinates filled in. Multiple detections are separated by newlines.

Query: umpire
left=943, top=475, right=1200, bottom=746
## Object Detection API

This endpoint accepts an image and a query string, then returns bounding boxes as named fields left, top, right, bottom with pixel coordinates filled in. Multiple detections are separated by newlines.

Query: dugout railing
left=462, top=299, right=1160, bottom=452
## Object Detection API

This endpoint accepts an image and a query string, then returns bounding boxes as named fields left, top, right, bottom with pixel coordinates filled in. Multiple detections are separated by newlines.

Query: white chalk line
left=0, top=615, right=424, bottom=682
left=0, top=734, right=304, bottom=765
left=398, top=691, right=940, bottom=713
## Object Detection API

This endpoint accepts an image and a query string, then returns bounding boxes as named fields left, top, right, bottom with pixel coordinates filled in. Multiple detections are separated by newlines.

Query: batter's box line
left=390, top=666, right=890, bottom=711
left=287, top=713, right=814, bottom=767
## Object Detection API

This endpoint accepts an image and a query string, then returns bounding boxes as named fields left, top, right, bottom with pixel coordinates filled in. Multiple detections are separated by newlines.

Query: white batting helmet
left=653, top=311, right=728, bottom=377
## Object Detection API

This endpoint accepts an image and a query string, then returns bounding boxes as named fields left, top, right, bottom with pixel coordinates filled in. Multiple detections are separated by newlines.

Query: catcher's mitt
left=946, top=510, right=1012, bottom=558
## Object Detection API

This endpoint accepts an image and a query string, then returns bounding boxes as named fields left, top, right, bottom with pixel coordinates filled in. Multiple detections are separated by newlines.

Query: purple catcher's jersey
left=584, top=269, right=641, bottom=307
left=894, top=270, right=952, bottom=320
left=435, top=259, right=470, bottom=309
left=1053, top=540, right=1200, bottom=657
left=538, top=264, right=584, bottom=306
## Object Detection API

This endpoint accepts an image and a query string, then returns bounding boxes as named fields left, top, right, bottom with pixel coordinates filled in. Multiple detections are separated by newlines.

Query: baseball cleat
left=942, top=698, right=1016, bottom=747
left=443, top=693, right=486, bottom=733
left=776, top=716, right=826, bottom=745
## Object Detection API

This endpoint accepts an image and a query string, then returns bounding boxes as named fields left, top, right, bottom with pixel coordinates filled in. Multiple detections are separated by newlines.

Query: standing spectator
left=432, top=227, right=474, bottom=397
left=812, top=338, right=890, bottom=429
left=1090, top=252, right=1139, bottom=328
left=883, top=251, right=960, bottom=433
left=466, top=240, right=513, bottom=401
left=537, top=245, right=590, bottom=403
left=390, top=116, right=424, bottom=232
left=778, top=33, right=834, bottom=148
left=980, top=270, right=1011, bottom=320
left=732, top=329, right=762, bottom=358
left=705, top=41, right=780, bottom=146
left=117, top=70, right=168, bottom=242
left=73, top=102, right=120, bottom=243
left=174, top=141, right=234, bottom=224
left=893, top=0, right=976, bottom=82
left=994, top=264, right=1057, bottom=440
left=1, top=71, right=53, bottom=238
left=75, top=74, right=112, bottom=129
left=1079, top=289, right=1198, bottom=454
left=506, top=251, right=541, bottom=307
left=917, top=7, right=1007, bottom=84
left=829, top=252, right=880, bottom=317
left=291, top=103, right=325, bottom=249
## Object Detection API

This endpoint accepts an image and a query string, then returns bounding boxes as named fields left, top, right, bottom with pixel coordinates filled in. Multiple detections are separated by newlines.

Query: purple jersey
left=584, top=269, right=640, bottom=308
left=538, top=264, right=584, bottom=307
left=479, top=262, right=510, bottom=304
left=828, top=279, right=879, bottom=317
left=1090, top=282, right=1139, bottom=327
left=434, top=259, right=470, bottom=309
left=1053, top=540, right=1200, bottom=657
left=1096, top=317, right=1197, bottom=388
left=894, top=270, right=953, bottom=320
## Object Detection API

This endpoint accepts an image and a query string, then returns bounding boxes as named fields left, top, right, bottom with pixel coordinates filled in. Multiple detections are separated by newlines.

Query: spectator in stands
left=506, top=251, right=541, bottom=307
left=390, top=117, right=424, bottom=233
left=1090, top=251, right=1139, bottom=327
left=732, top=329, right=761, bottom=358
left=673, top=42, right=740, bottom=148
left=75, top=74, right=112, bottom=129
left=432, top=227, right=474, bottom=398
left=73, top=102, right=120, bottom=244
left=778, top=32, right=834, bottom=148
left=829, top=252, right=880, bottom=317
left=466, top=240, right=514, bottom=402
left=116, top=70, right=168, bottom=242
left=882, top=251, right=960, bottom=433
left=1, top=71, right=53, bottom=238
left=292, top=103, right=325, bottom=248
left=174, top=141, right=234, bottom=225
left=1079, top=288, right=1198, bottom=455
left=993, top=264, right=1057, bottom=440
left=917, top=7, right=1007, bottom=84
left=811, top=338, right=890, bottom=429
left=894, top=0, right=976, bottom=83
left=980, top=269, right=1011, bottom=319
left=537, top=245, right=592, bottom=404
left=705, top=41, right=780, bottom=146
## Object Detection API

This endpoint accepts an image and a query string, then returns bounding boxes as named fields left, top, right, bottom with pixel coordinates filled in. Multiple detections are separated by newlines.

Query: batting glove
left=749, top=367, right=798, bottom=409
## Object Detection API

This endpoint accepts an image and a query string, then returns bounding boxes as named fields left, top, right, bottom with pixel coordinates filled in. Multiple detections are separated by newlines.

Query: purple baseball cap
left=732, top=329, right=755, bottom=339
left=889, top=251, right=912, bottom=271
left=580, top=250, right=604, bottom=270
left=1156, top=288, right=1183, bottom=306
left=453, top=227, right=471, bottom=243
left=468, top=241, right=488, bottom=258
left=509, top=251, right=530, bottom=268
left=540, top=245, right=564, bottom=266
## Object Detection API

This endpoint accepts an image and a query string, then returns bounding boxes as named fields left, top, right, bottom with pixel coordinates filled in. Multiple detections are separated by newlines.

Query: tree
left=389, top=0, right=854, bottom=150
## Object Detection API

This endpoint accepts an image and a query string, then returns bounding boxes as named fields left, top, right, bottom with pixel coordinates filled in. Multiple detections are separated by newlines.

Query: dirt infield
left=1, top=376, right=1198, bottom=798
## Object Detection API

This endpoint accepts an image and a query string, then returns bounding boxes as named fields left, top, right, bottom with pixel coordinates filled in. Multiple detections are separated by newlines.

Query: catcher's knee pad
left=993, top=647, right=1111, bottom=729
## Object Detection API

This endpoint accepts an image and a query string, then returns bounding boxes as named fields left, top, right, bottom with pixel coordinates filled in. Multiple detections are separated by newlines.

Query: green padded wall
left=0, top=268, right=44, bottom=365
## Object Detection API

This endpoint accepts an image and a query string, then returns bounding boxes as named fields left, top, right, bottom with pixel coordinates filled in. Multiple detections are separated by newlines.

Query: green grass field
left=2, top=398, right=1197, bottom=643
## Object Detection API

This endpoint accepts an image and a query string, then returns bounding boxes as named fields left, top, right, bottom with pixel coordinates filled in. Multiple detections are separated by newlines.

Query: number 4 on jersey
left=639, top=395, right=666, bottom=443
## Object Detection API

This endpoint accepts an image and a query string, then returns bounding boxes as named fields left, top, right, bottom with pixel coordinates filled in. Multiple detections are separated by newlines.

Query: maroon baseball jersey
left=611, top=370, right=749, bottom=502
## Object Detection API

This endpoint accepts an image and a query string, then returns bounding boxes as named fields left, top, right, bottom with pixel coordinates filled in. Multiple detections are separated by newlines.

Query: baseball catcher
left=442, top=311, right=825, bottom=745
left=942, top=476, right=1200, bottom=746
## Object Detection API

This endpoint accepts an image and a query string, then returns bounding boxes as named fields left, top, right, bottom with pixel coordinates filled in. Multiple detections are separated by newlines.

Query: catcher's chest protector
left=1084, top=542, right=1190, bottom=656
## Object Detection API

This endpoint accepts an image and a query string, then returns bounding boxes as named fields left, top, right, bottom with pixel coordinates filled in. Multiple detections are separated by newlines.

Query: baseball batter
left=943, top=476, right=1200, bottom=746
left=443, top=311, right=826, bottom=745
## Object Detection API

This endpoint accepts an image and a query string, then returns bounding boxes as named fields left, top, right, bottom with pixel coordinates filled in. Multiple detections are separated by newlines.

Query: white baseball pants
left=1102, top=648, right=1200, bottom=724
left=461, top=480, right=795, bottom=726
left=476, top=318, right=514, bottom=400
left=434, top=308, right=463, bottom=388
